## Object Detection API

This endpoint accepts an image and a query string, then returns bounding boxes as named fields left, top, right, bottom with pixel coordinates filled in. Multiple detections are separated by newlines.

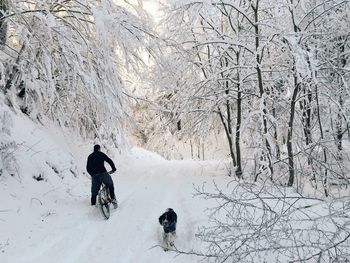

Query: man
left=86, top=144, right=117, bottom=208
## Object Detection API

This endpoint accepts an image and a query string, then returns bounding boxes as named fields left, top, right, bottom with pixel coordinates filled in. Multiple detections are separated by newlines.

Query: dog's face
left=162, top=214, right=170, bottom=226
left=162, top=211, right=175, bottom=226
left=160, top=209, right=177, bottom=235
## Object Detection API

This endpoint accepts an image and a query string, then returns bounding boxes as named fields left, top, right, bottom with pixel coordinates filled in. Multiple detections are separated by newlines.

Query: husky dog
left=159, top=208, right=177, bottom=249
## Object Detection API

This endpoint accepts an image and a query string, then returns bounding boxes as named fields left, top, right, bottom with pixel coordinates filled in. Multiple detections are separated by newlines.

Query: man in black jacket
left=86, top=144, right=117, bottom=208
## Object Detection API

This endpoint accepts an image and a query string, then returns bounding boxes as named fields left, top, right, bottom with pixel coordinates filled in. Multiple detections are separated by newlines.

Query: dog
left=159, top=208, right=177, bottom=249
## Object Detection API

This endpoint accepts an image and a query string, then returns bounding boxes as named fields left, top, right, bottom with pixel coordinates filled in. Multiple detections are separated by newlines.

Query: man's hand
left=109, top=170, right=116, bottom=174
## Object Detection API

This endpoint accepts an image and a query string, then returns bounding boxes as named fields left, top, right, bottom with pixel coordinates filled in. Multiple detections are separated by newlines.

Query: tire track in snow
left=8, top=156, right=218, bottom=263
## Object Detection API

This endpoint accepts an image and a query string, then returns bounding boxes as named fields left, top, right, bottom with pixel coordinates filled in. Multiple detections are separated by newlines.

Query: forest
left=1, top=0, right=350, bottom=262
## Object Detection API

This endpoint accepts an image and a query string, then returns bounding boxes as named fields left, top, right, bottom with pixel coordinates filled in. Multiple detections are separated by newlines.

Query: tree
left=151, top=0, right=350, bottom=192
left=0, top=0, right=154, bottom=146
left=182, top=182, right=350, bottom=262
left=0, top=0, right=7, bottom=45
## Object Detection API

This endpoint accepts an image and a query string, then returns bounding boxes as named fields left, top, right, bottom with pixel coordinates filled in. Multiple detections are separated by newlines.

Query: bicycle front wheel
left=98, top=192, right=110, bottom=220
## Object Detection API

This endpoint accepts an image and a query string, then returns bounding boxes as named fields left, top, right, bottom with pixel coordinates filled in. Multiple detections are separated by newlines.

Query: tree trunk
left=253, top=1, right=273, bottom=178
left=335, top=38, right=347, bottom=153
left=235, top=59, right=242, bottom=178
left=315, top=85, right=329, bottom=197
left=0, top=0, right=7, bottom=45
left=299, top=88, right=313, bottom=146
left=218, top=109, right=237, bottom=169
left=287, top=80, right=300, bottom=187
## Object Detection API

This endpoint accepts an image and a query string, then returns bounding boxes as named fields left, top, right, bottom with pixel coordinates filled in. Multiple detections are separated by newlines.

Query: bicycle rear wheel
left=98, top=190, right=110, bottom=220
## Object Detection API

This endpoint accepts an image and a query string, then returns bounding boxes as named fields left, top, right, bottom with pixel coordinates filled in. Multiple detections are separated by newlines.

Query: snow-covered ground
left=2, top=104, right=349, bottom=263
left=1, top=151, right=229, bottom=263
left=0, top=106, right=231, bottom=263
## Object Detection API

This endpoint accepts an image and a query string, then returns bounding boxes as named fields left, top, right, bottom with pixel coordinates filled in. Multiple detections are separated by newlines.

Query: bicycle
left=97, top=172, right=118, bottom=220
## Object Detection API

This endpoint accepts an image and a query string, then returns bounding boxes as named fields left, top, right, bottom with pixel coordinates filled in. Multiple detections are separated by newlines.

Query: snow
left=0, top=106, right=230, bottom=263
left=1, top=0, right=350, bottom=261
left=1, top=98, right=348, bottom=263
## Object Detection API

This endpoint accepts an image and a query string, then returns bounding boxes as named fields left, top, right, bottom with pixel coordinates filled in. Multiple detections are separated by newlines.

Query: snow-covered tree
left=0, top=0, right=154, bottom=147
left=148, top=0, right=350, bottom=194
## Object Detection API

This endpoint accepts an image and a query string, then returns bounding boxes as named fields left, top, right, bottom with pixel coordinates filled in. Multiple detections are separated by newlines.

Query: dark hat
left=94, top=144, right=101, bottom=152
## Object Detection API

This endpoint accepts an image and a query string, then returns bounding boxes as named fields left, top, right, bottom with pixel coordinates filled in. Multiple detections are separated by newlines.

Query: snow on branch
left=0, top=0, right=155, bottom=145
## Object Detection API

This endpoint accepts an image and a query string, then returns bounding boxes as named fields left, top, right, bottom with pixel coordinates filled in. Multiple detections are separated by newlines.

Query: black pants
left=91, top=172, right=115, bottom=205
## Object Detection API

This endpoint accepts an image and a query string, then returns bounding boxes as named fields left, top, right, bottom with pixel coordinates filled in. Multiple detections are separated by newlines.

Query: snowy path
left=1, top=149, right=228, bottom=263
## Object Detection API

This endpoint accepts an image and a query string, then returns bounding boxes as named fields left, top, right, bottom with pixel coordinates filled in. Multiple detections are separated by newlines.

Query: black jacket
left=86, top=151, right=116, bottom=176
left=159, top=209, right=177, bottom=233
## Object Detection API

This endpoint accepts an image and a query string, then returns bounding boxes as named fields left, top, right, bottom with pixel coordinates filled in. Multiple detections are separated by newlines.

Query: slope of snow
left=0, top=106, right=231, bottom=263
